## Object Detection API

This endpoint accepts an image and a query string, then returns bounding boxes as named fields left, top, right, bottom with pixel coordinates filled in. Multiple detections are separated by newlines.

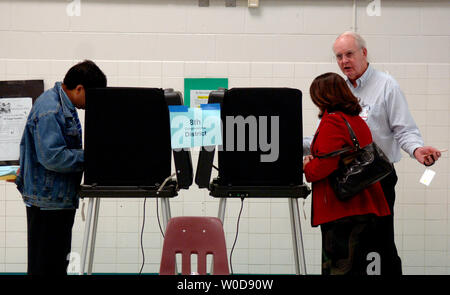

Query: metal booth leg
left=217, top=198, right=227, bottom=224
left=288, top=198, right=307, bottom=275
left=160, top=198, right=172, bottom=232
left=160, top=197, right=178, bottom=274
left=87, top=197, right=101, bottom=275
left=80, top=197, right=95, bottom=275
left=211, top=198, right=227, bottom=274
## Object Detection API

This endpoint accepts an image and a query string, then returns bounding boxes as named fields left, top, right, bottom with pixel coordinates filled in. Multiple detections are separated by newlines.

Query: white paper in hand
left=419, top=168, right=436, bottom=186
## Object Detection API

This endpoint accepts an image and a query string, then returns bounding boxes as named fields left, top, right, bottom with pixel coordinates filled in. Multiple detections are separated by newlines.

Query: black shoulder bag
left=315, top=114, right=393, bottom=201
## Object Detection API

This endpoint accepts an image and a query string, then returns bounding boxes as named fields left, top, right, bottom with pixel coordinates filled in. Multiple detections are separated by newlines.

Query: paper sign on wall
left=184, top=78, right=228, bottom=108
left=0, top=97, right=32, bottom=161
left=169, top=103, right=222, bottom=149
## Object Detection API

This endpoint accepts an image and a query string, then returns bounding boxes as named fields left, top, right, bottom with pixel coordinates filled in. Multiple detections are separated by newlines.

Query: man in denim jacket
left=15, top=60, right=106, bottom=275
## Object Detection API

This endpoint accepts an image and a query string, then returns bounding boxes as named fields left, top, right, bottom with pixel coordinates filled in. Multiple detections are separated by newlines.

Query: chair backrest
left=159, top=216, right=230, bottom=275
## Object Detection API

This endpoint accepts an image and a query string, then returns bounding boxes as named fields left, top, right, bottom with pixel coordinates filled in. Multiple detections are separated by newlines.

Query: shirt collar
left=347, top=63, right=373, bottom=89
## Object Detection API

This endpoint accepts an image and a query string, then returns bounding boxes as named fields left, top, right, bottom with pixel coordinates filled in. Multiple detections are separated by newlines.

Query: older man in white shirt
left=304, top=31, right=442, bottom=275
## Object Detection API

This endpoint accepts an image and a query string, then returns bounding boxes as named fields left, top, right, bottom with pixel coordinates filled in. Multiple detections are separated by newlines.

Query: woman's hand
left=303, top=155, right=314, bottom=170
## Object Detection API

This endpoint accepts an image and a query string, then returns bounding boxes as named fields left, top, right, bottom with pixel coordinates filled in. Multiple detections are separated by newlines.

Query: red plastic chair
left=159, top=216, right=230, bottom=275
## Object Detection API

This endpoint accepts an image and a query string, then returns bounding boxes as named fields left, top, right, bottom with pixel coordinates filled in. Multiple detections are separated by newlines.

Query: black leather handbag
left=315, top=114, right=393, bottom=201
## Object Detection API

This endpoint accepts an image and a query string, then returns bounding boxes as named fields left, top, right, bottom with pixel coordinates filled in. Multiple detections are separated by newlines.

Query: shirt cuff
left=408, top=144, right=423, bottom=159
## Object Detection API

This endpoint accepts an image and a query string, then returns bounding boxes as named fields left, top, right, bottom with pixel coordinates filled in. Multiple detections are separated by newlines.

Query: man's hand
left=414, top=146, right=442, bottom=166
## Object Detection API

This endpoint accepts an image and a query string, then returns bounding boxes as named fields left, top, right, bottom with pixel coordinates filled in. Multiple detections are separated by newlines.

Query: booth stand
left=79, top=87, right=193, bottom=275
left=78, top=184, right=178, bottom=275
left=196, top=88, right=311, bottom=275
left=208, top=181, right=310, bottom=274
left=210, top=182, right=310, bottom=274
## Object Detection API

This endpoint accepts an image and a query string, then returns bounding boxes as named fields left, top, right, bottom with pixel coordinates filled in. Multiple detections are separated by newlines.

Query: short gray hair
left=336, top=31, right=367, bottom=49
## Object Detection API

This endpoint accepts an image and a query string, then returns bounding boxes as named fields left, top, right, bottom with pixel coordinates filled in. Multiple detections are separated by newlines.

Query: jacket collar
left=55, top=82, right=76, bottom=118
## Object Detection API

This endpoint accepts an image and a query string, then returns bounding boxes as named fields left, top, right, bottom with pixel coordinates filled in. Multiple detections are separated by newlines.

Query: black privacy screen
left=218, top=88, right=303, bottom=186
left=84, top=87, right=171, bottom=186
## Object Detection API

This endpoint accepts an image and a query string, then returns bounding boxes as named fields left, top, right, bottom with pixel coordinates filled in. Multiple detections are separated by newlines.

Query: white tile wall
left=0, top=0, right=449, bottom=275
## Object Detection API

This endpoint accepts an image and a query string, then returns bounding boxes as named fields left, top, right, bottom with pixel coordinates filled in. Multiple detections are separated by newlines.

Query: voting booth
left=79, top=87, right=193, bottom=275
left=196, top=88, right=310, bottom=274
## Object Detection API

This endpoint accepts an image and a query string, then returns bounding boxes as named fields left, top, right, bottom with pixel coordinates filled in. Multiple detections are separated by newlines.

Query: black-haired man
left=16, top=60, right=106, bottom=275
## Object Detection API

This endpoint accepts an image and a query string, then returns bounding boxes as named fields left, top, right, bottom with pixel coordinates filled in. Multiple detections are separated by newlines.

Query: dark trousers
left=320, top=169, right=403, bottom=275
left=378, top=168, right=403, bottom=275
left=26, top=206, right=76, bottom=275
left=321, top=214, right=389, bottom=275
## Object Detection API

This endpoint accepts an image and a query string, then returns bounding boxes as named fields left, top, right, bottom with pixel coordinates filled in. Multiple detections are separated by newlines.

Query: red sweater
left=304, top=111, right=391, bottom=226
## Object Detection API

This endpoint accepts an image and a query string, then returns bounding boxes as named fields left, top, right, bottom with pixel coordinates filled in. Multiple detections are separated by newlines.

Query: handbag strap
left=314, top=112, right=361, bottom=159
left=337, top=113, right=361, bottom=149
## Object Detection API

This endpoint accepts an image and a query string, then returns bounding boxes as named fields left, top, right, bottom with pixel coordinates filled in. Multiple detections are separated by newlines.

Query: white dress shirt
left=303, top=64, right=424, bottom=163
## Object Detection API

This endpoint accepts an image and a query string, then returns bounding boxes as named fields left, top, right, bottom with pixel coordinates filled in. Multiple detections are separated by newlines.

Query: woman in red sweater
left=303, top=73, right=391, bottom=275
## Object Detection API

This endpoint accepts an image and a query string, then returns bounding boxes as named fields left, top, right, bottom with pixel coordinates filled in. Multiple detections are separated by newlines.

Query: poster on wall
left=0, top=80, right=43, bottom=166
left=184, top=78, right=228, bottom=108
left=0, top=97, right=32, bottom=162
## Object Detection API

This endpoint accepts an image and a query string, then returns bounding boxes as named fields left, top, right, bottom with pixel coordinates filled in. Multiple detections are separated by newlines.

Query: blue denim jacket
left=15, top=82, right=84, bottom=209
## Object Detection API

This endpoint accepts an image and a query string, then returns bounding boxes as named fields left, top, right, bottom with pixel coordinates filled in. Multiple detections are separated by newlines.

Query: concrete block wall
left=0, top=0, right=449, bottom=274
